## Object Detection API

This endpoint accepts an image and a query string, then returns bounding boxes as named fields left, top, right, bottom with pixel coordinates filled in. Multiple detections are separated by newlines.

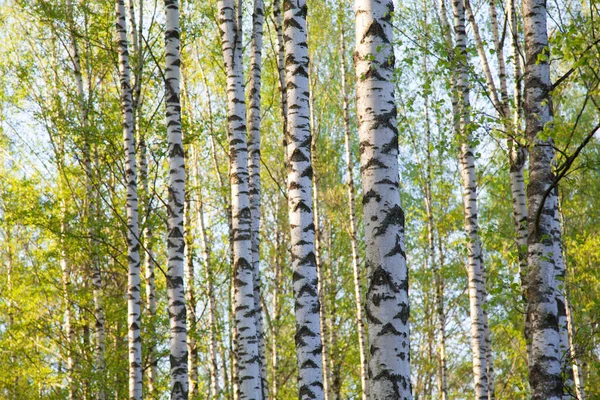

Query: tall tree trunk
left=448, top=0, right=492, bottom=398
left=218, top=0, right=263, bottom=398
left=248, top=0, right=268, bottom=397
left=116, top=1, right=143, bottom=398
left=308, top=29, right=331, bottom=400
left=164, top=0, right=188, bottom=398
left=522, top=0, right=563, bottom=396
left=57, top=134, right=75, bottom=400
left=272, top=0, right=288, bottom=153
left=283, top=2, right=325, bottom=399
left=270, top=196, right=282, bottom=400
left=192, top=145, right=220, bottom=399
left=123, top=2, right=157, bottom=392
left=552, top=192, right=574, bottom=397
left=354, top=1, right=412, bottom=398
left=339, top=18, right=368, bottom=400
left=436, top=239, right=449, bottom=400
left=507, top=0, right=529, bottom=297
left=66, top=2, right=106, bottom=396
left=184, top=192, right=199, bottom=397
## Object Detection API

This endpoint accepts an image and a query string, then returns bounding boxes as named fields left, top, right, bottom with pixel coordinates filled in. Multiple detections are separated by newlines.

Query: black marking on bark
left=373, top=205, right=404, bottom=237
left=361, top=19, right=389, bottom=44
left=363, top=189, right=382, bottom=204
left=379, top=323, right=402, bottom=336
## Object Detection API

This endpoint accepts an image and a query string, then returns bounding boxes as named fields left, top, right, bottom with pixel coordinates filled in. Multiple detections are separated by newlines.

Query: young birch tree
left=283, top=1, right=325, bottom=399
left=354, top=1, right=412, bottom=398
left=446, top=0, right=491, bottom=397
left=116, top=1, right=142, bottom=398
left=217, top=0, right=263, bottom=397
left=164, top=0, right=188, bottom=397
left=247, top=0, right=268, bottom=396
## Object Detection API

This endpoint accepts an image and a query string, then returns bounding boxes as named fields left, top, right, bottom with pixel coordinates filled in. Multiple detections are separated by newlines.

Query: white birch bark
left=218, top=0, right=263, bottom=398
left=448, top=0, right=491, bottom=398
left=116, top=1, right=143, bottom=398
left=284, top=2, right=325, bottom=399
left=507, top=0, right=529, bottom=294
left=565, top=296, right=585, bottom=400
left=248, top=0, right=268, bottom=396
left=273, top=0, right=288, bottom=138
left=523, top=0, right=563, bottom=396
left=164, top=1, right=188, bottom=397
left=354, top=1, right=412, bottom=398
left=552, top=194, right=574, bottom=398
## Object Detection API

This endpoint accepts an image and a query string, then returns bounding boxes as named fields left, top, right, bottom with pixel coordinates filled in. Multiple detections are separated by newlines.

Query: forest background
left=0, top=0, right=598, bottom=398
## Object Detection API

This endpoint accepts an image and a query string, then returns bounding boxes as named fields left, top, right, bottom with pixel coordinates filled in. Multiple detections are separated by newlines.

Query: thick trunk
left=523, top=0, right=563, bottom=397
left=248, top=0, right=268, bottom=397
left=340, top=20, right=368, bottom=400
left=164, top=1, right=188, bottom=398
left=354, top=1, right=412, bottom=398
left=218, top=1, right=263, bottom=398
left=283, top=2, right=325, bottom=399
left=449, top=0, right=491, bottom=398
left=116, top=1, right=143, bottom=398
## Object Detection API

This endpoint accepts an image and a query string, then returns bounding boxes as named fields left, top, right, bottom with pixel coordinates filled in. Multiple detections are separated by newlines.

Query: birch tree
left=283, top=1, right=325, bottom=398
left=354, top=1, right=412, bottom=398
left=218, top=0, right=263, bottom=397
left=164, top=0, right=188, bottom=397
left=522, top=0, right=563, bottom=396
left=444, top=0, right=492, bottom=397
left=116, top=1, right=143, bottom=398
left=248, top=0, right=268, bottom=396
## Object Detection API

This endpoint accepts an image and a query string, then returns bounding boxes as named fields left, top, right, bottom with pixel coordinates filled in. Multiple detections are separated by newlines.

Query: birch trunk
left=307, top=29, right=331, bottom=399
left=273, top=0, right=288, bottom=150
left=507, top=0, right=529, bottom=299
left=116, top=2, right=143, bottom=398
left=248, top=0, right=268, bottom=396
left=339, top=19, right=368, bottom=400
left=65, top=3, right=106, bottom=396
left=125, top=1, right=158, bottom=391
left=523, top=0, right=563, bottom=396
left=218, top=0, right=263, bottom=397
left=271, top=196, right=282, bottom=400
left=164, top=1, right=188, bottom=397
left=436, top=240, right=449, bottom=400
left=59, top=151, right=75, bottom=400
left=194, top=146, right=220, bottom=398
left=355, top=1, right=412, bottom=398
left=283, top=2, right=325, bottom=398
left=552, top=193, right=574, bottom=398
left=184, top=192, right=199, bottom=397
left=448, top=0, right=491, bottom=397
